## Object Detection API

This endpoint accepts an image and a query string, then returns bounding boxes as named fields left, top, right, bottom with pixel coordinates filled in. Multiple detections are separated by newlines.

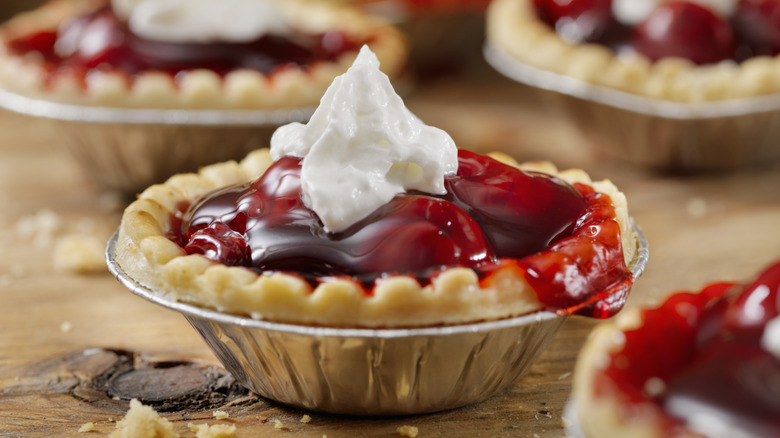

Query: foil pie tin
left=0, top=87, right=313, bottom=195
left=484, top=44, right=780, bottom=172
left=105, top=221, right=648, bottom=416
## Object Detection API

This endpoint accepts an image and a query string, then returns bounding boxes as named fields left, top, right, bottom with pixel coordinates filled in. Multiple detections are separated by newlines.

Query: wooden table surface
left=1, top=66, right=780, bottom=438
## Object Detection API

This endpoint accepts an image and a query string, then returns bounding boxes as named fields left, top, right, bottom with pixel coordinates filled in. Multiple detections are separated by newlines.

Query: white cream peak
left=763, top=316, right=780, bottom=360
left=270, top=46, right=458, bottom=233
left=612, top=0, right=737, bottom=25
left=111, top=0, right=291, bottom=43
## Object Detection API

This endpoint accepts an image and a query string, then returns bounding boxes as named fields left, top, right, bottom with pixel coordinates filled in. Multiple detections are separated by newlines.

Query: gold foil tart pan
left=105, top=221, right=648, bottom=416
left=484, top=44, right=780, bottom=172
left=0, top=88, right=312, bottom=195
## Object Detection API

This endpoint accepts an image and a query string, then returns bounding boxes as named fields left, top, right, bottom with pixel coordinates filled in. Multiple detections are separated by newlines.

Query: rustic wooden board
left=2, top=70, right=780, bottom=437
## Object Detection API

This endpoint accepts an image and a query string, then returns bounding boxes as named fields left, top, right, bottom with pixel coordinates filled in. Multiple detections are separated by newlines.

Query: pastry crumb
left=686, top=197, right=708, bottom=218
left=60, top=321, right=73, bottom=333
left=78, top=422, right=95, bottom=433
left=273, top=420, right=285, bottom=430
left=396, top=425, right=419, bottom=437
left=212, top=410, right=229, bottom=420
left=188, top=423, right=237, bottom=438
left=534, top=410, right=553, bottom=420
left=300, top=414, right=311, bottom=424
left=53, top=234, right=108, bottom=274
left=16, top=208, right=63, bottom=248
left=557, top=372, right=572, bottom=380
left=109, top=399, right=179, bottom=438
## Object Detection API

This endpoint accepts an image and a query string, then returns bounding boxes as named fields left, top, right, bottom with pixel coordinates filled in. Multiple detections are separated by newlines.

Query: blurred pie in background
left=0, top=0, right=407, bottom=109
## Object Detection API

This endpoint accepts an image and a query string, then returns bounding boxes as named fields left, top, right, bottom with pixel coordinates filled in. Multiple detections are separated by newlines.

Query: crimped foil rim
left=0, top=86, right=315, bottom=125
left=106, top=219, right=648, bottom=337
left=484, top=43, right=780, bottom=120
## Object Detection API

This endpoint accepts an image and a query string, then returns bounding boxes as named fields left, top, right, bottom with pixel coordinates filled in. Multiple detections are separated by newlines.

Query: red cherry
left=733, top=0, right=780, bottom=56
left=721, top=261, right=780, bottom=343
left=445, top=150, right=586, bottom=260
left=185, top=222, right=251, bottom=266
left=634, top=1, right=736, bottom=65
left=351, top=196, right=493, bottom=276
left=534, top=0, right=615, bottom=42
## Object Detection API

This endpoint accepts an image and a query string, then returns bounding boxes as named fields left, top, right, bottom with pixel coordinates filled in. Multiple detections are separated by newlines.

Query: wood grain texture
left=1, top=68, right=780, bottom=437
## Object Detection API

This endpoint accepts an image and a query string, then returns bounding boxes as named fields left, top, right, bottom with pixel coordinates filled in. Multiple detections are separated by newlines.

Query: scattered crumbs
left=16, top=209, right=63, bottom=247
left=113, top=396, right=121, bottom=401
left=78, top=422, right=95, bottom=433
left=274, top=420, right=285, bottom=430
left=13, top=376, right=20, bottom=381
left=396, top=425, right=419, bottom=437
left=53, top=234, right=108, bottom=274
left=60, top=321, right=73, bottom=333
left=300, top=414, right=311, bottom=424
left=212, top=410, right=229, bottom=420
left=188, top=423, right=237, bottom=438
left=109, top=399, right=179, bottom=438
left=557, top=372, right=572, bottom=380
left=534, top=410, right=552, bottom=420
left=534, top=434, right=540, bottom=438
left=686, top=197, right=708, bottom=218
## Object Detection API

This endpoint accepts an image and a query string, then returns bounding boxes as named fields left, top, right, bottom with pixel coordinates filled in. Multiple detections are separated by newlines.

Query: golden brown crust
left=572, top=309, right=669, bottom=438
left=486, top=0, right=780, bottom=103
left=114, top=149, right=637, bottom=328
left=0, top=0, right=407, bottom=109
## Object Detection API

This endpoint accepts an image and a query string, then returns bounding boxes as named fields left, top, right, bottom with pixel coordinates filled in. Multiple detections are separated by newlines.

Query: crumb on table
left=212, top=410, right=229, bottom=420
left=397, top=425, right=419, bottom=437
left=78, top=422, right=95, bottom=433
left=109, top=399, right=179, bottom=438
left=188, top=423, right=237, bottom=438
left=53, top=234, right=108, bottom=274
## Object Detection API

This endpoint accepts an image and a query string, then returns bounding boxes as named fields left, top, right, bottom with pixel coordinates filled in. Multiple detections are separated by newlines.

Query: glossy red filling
left=533, top=0, right=780, bottom=65
left=174, top=150, right=633, bottom=318
left=598, top=260, right=780, bottom=437
left=6, top=4, right=361, bottom=83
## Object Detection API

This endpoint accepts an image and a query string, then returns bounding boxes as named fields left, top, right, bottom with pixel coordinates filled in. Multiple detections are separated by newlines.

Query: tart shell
left=114, top=148, right=639, bottom=328
left=0, top=0, right=407, bottom=109
left=486, top=0, right=780, bottom=103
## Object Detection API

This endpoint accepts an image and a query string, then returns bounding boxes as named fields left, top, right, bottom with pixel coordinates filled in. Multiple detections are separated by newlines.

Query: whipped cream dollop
left=612, top=0, right=738, bottom=25
left=111, top=0, right=291, bottom=43
left=270, top=46, right=458, bottom=233
left=762, top=316, right=780, bottom=360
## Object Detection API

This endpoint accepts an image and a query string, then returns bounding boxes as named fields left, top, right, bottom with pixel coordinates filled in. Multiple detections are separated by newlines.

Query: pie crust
left=571, top=306, right=670, bottom=438
left=0, top=0, right=407, bottom=109
left=114, top=148, right=638, bottom=328
left=486, top=0, right=780, bottom=102
left=571, top=279, right=776, bottom=438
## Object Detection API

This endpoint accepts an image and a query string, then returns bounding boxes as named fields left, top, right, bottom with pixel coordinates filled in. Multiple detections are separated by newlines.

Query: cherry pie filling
left=533, top=0, right=780, bottom=65
left=597, top=261, right=780, bottom=436
left=6, top=4, right=363, bottom=85
left=174, top=150, right=634, bottom=319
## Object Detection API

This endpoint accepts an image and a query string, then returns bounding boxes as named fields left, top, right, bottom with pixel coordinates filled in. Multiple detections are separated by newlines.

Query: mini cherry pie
left=487, top=0, right=780, bottom=101
left=114, top=147, right=640, bottom=328
left=572, top=260, right=780, bottom=438
left=0, top=0, right=406, bottom=109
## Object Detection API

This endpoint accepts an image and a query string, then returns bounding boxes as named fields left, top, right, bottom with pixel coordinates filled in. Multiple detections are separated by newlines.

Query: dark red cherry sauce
left=176, top=150, right=633, bottom=318
left=7, top=4, right=361, bottom=84
left=599, top=260, right=780, bottom=437
left=534, top=0, right=780, bottom=65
